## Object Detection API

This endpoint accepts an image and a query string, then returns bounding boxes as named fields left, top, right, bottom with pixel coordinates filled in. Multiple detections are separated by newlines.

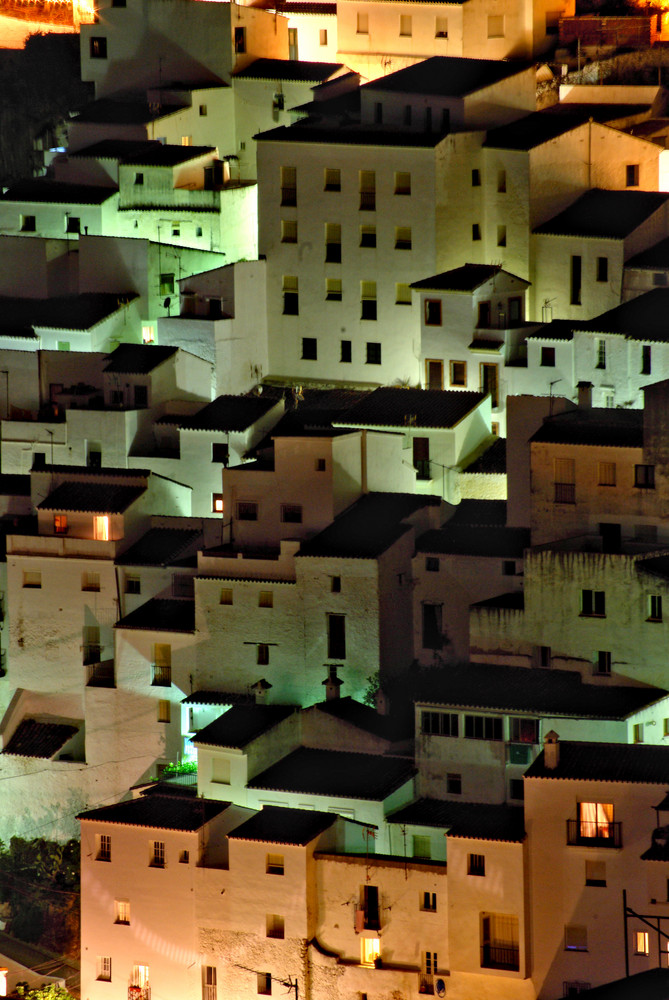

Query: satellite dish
left=163, top=297, right=171, bottom=308
left=436, top=980, right=446, bottom=998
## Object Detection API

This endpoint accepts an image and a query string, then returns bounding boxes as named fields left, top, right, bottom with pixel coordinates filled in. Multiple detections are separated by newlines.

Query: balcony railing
left=128, top=988, right=150, bottom=1000
left=418, top=973, right=435, bottom=994
left=87, top=660, right=115, bottom=688
left=151, top=664, right=172, bottom=687
left=566, top=819, right=622, bottom=848
left=554, top=482, right=576, bottom=504
left=203, top=986, right=216, bottom=1000
left=481, top=943, right=519, bottom=971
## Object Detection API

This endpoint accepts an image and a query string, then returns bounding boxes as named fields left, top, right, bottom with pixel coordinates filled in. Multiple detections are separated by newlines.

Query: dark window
left=635, top=464, right=655, bottom=489
left=90, top=36, right=107, bottom=58
left=422, top=602, right=443, bottom=649
left=66, top=216, right=80, bottom=234
left=160, top=273, right=174, bottom=295
left=626, top=163, right=639, bottom=187
left=597, top=257, right=608, bottom=283
left=366, top=342, right=381, bottom=365
left=236, top=502, right=258, bottom=521
left=21, top=215, right=36, bottom=231
left=134, top=385, right=148, bottom=408
left=363, top=885, right=380, bottom=929
left=302, top=337, right=317, bottom=360
left=464, top=714, right=503, bottom=741
left=421, top=711, right=458, bottom=737
left=509, top=717, right=539, bottom=743
left=361, top=300, right=377, bottom=321
left=422, top=891, right=437, bottom=911
left=360, top=226, right=376, bottom=247
left=413, top=436, right=430, bottom=480
left=541, top=347, right=555, bottom=367
left=502, top=560, right=516, bottom=576
left=424, top=300, right=442, bottom=326
left=510, top=778, right=524, bottom=800
left=257, top=644, right=269, bottom=666
left=340, top=340, right=352, bottom=363
left=327, top=613, right=346, bottom=658
left=280, top=504, right=302, bottom=523
left=472, top=223, right=481, bottom=241
left=468, top=853, right=485, bottom=876
left=478, top=301, right=490, bottom=327
left=472, top=169, right=481, bottom=186
left=134, top=172, right=144, bottom=185
left=642, top=345, right=652, bottom=375
left=374, top=102, right=383, bottom=124
left=570, top=255, right=582, bottom=306
left=212, top=443, right=229, bottom=465
left=331, top=576, right=341, bottom=592
left=257, top=972, right=272, bottom=995
left=234, top=26, right=246, bottom=52
left=450, top=361, right=466, bottom=386
left=581, top=589, right=605, bottom=617
left=595, top=650, right=611, bottom=675
left=426, top=556, right=439, bottom=572
left=447, top=773, right=461, bottom=794
left=283, top=291, right=299, bottom=315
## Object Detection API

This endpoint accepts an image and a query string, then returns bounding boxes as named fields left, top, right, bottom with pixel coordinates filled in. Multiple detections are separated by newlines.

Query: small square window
left=259, top=591, right=274, bottom=608
left=412, top=835, right=431, bottom=858
left=581, top=589, right=605, bottom=617
left=266, top=853, right=284, bottom=874
left=302, top=337, right=317, bottom=360
left=212, top=443, right=229, bottom=464
left=450, top=360, right=466, bottom=386
left=134, top=172, right=144, bottom=185
left=366, top=342, right=382, bottom=365
left=125, top=575, right=141, bottom=595
left=324, top=168, right=341, bottom=192
left=635, top=464, right=655, bottom=489
left=394, top=171, right=411, bottom=195
left=541, top=347, right=555, bottom=367
left=23, top=571, right=42, bottom=589
left=21, top=214, right=36, bottom=231
left=66, top=216, right=80, bottom=234
left=395, top=227, right=412, bottom=250
left=447, top=773, right=462, bottom=794
left=426, top=557, right=439, bottom=572
left=468, top=853, right=485, bottom=876
left=236, top=502, right=258, bottom=521
left=212, top=493, right=224, bottom=513
left=360, top=225, right=376, bottom=248
left=326, top=278, right=342, bottom=301
left=488, top=14, right=504, bottom=36
left=220, top=588, right=233, bottom=605
left=82, top=571, right=100, bottom=592
left=396, top=283, right=411, bottom=305
left=266, top=913, right=285, bottom=938
left=502, top=560, right=516, bottom=576
left=585, top=860, right=606, bottom=887
left=281, top=220, right=297, bottom=243
left=159, top=273, right=175, bottom=296
left=316, top=458, right=326, bottom=471
left=421, top=891, right=437, bottom=911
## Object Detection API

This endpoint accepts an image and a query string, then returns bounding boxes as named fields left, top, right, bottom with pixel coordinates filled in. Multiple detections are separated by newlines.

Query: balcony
left=87, top=659, right=115, bottom=688
left=567, top=819, right=622, bottom=848
left=481, top=943, right=519, bottom=971
left=418, top=973, right=434, bottom=994
left=151, top=664, right=172, bottom=687
left=554, top=482, right=575, bottom=504
left=506, top=743, right=533, bottom=765
left=128, top=989, right=150, bottom=1000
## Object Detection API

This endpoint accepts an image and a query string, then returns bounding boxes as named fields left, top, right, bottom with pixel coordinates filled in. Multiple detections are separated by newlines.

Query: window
left=280, top=166, right=296, bottom=206
left=288, top=26, right=298, bottom=58
left=626, top=164, right=639, bottom=187
left=570, top=255, right=582, bottom=306
left=281, top=220, right=297, bottom=243
left=219, top=588, right=233, bottom=607
left=481, top=913, right=519, bottom=970
left=578, top=802, right=614, bottom=840
left=426, top=360, right=443, bottom=390
left=425, top=556, right=439, bottom=572
left=324, top=168, right=340, bottom=191
left=448, top=360, right=467, bottom=387
left=641, top=344, right=652, bottom=375
left=472, top=223, right=481, bottom=241
left=545, top=8, right=561, bottom=32
left=361, top=938, right=380, bottom=966
left=502, top=560, right=516, bottom=576
left=487, top=14, right=504, bottom=35
left=325, top=222, right=341, bottom=262
left=361, top=884, right=380, bottom=928
left=394, top=171, right=411, bottom=195
left=212, top=494, right=224, bottom=514
left=341, top=340, right=352, bottom=363
left=23, top=571, right=41, bottom=589
left=635, top=931, right=650, bottom=955
left=180, top=850, right=189, bottom=863
left=421, top=711, right=458, bottom=737
left=412, top=835, right=431, bottom=858
left=21, top=214, right=36, bottom=231
left=142, top=324, right=154, bottom=343
left=257, top=591, right=274, bottom=610
left=598, top=461, right=616, bottom=486
left=497, top=169, right=507, bottom=193
left=472, top=168, right=481, bottom=186
left=234, top=25, right=246, bottom=52
left=497, top=225, right=507, bottom=247
left=283, top=275, right=298, bottom=315
left=198, top=103, right=208, bottom=116
left=97, top=957, right=112, bottom=982
left=54, top=514, right=68, bottom=535
left=266, top=853, right=284, bottom=875
left=565, top=925, right=588, bottom=952
left=481, top=363, right=499, bottom=407
left=210, top=443, right=230, bottom=466
left=447, top=772, right=462, bottom=794
left=424, top=951, right=438, bottom=977
left=423, top=299, right=442, bottom=326
left=83, top=625, right=101, bottom=665
left=465, top=715, right=503, bottom=741
left=595, top=650, right=612, bottom=675
left=320, top=28, right=328, bottom=44
left=236, top=501, right=258, bottom=521
left=359, top=171, right=375, bottom=210
left=594, top=338, right=606, bottom=370
left=422, top=603, right=443, bottom=649
left=257, top=973, right=272, bottom=995
left=421, top=891, right=437, bottom=911
left=97, top=834, right=111, bottom=862
left=125, top=575, right=141, bottom=596
left=302, top=337, right=317, bottom=360
left=509, top=717, right=539, bottom=744
left=326, top=278, right=342, bottom=301
left=316, top=458, right=327, bottom=472
left=159, top=273, right=175, bottom=296
left=404, top=104, right=412, bottom=125
left=151, top=841, right=165, bottom=867
left=327, top=613, right=346, bottom=658
left=90, top=36, right=107, bottom=57
left=131, top=966, right=149, bottom=991
left=635, top=464, right=655, bottom=489
left=597, top=256, right=608, bottom=283
left=203, top=967, right=216, bottom=1000
left=399, top=13, right=412, bottom=34
left=266, top=914, right=284, bottom=938
left=82, top=571, right=100, bottom=592
left=395, top=227, right=412, bottom=250
left=280, top=502, right=303, bottom=525
left=373, top=102, right=383, bottom=127
left=360, top=225, right=376, bottom=247
left=361, top=281, right=377, bottom=320
left=158, top=700, right=170, bottom=723
left=357, top=12, right=368, bottom=32
left=581, top=589, right=605, bottom=617
left=554, top=457, right=575, bottom=504
left=66, top=216, right=80, bottom=234
left=468, top=853, right=485, bottom=876
left=435, top=15, right=448, bottom=35
left=152, top=643, right=171, bottom=686
left=655, top=271, right=668, bottom=286
left=114, top=900, right=130, bottom=924
left=257, top=643, right=269, bottom=666
left=540, top=346, right=556, bottom=367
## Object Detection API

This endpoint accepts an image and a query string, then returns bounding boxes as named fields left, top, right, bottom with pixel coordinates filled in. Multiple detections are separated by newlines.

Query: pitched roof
left=362, top=56, right=532, bottom=97
left=121, top=145, right=216, bottom=166
left=416, top=525, right=529, bottom=558
left=411, top=662, right=665, bottom=718
left=446, top=499, right=508, bottom=525
left=335, top=387, right=485, bottom=429
left=0, top=293, right=137, bottom=333
left=193, top=704, right=297, bottom=748
left=115, top=598, right=195, bottom=633
left=271, top=1, right=336, bottom=12
left=70, top=139, right=163, bottom=161
left=3, top=719, right=78, bottom=759
left=387, top=798, right=525, bottom=842
left=637, top=554, right=669, bottom=581
left=484, top=110, right=587, bottom=150
left=463, top=437, right=506, bottom=473
left=0, top=474, right=30, bottom=496
left=247, top=747, right=416, bottom=799
left=526, top=739, right=669, bottom=783
left=578, top=288, right=669, bottom=341
left=411, top=263, right=527, bottom=292
left=625, top=236, right=669, bottom=270
left=104, top=343, right=177, bottom=373
left=228, top=805, right=337, bottom=845
left=182, top=690, right=253, bottom=706
left=180, top=394, right=278, bottom=431
left=313, top=696, right=407, bottom=741
left=530, top=407, right=644, bottom=447
left=116, top=527, right=201, bottom=567
left=534, top=189, right=669, bottom=238
left=561, top=969, right=669, bottom=1000
left=471, top=591, right=524, bottom=610
left=75, top=99, right=185, bottom=124
left=1, top=179, right=117, bottom=205
left=297, top=492, right=440, bottom=559
left=77, top=790, right=229, bottom=829
left=234, top=58, right=344, bottom=82
left=255, top=122, right=447, bottom=148
left=38, top=481, right=145, bottom=513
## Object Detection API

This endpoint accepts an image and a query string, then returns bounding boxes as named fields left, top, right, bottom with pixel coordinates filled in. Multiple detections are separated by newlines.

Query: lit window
left=266, top=914, right=285, bottom=938
left=482, top=914, right=519, bottom=969
left=54, top=514, right=68, bottom=535
left=142, top=325, right=154, bottom=343
left=266, top=853, right=284, bottom=874
left=212, top=493, right=224, bottom=513
left=23, top=571, right=41, bottom=589
left=93, top=515, right=110, bottom=541
left=578, top=802, right=614, bottom=840
left=114, top=899, right=130, bottom=924
left=635, top=930, right=650, bottom=955
left=361, top=937, right=380, bottom=966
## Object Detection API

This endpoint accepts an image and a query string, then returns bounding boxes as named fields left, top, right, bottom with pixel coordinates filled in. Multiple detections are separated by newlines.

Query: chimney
left=577, top=381, right=593, bottom=409
left=250, top=678, right=272, bottom=705
left=323, top=665, right=343, bottom=701
left=543, top=730, right=560, bottom=770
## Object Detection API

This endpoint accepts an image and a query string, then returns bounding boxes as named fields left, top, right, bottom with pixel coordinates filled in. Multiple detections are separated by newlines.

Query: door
left=480, top=364, right=499, bottom=408
left=426, top=360, right=443, bottom=390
